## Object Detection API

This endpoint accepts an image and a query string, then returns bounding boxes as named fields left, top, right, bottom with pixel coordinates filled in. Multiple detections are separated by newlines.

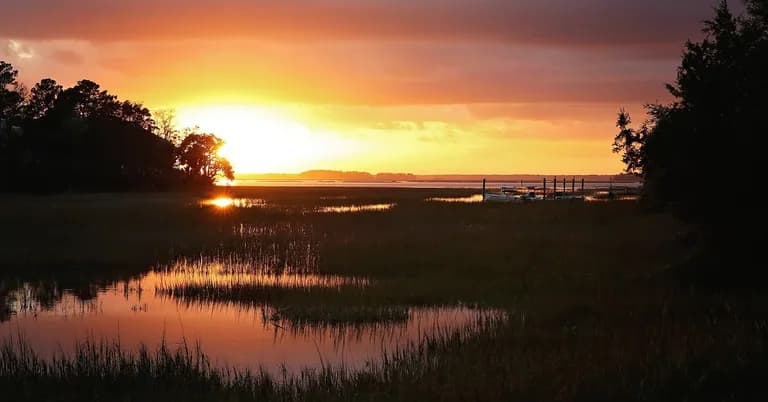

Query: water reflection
left=201, top=197, right=267, bottom=209
left=584, top=192, right=640, bottom=202
left=317, top=203, right=395, bottom=213
left=426, top=194, right=484, bottom=203
left=1, top=269, right=502, bottom=374
left=157, top=259, right=369, bottom=290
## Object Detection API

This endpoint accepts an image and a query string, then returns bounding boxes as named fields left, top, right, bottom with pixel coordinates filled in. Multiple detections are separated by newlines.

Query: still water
left=231, top=179, right=642, bottom=189
left=316, top=203, right=396, bottom=213
left=1, top=267, right=499, bottom=374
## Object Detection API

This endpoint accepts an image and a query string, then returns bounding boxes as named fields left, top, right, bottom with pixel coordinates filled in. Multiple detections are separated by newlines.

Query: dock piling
left=554, top=177, right=557, bottom=198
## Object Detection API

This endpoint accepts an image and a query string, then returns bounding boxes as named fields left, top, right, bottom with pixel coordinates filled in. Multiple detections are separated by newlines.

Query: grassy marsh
left=1, top=187, right=766, bottom=401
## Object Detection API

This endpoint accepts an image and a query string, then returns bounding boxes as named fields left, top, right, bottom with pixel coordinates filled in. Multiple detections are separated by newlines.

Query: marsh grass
left=3, top=306, right=765, bottom=402
left=153, top=268, right=409, bottom=329
left=2, top=188, right=767, bottom=401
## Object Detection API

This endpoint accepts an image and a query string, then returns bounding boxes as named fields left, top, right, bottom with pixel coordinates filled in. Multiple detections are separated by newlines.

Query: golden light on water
left=202, top=197, right=267, bottom=208
left=208, top=197, right=235, bottom=208
left=317, top=203, right=395, bottom=213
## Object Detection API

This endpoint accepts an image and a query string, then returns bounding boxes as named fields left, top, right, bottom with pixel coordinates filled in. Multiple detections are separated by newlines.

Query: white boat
left=483, top=192, right=522, bottom=202
left=483, top=188, right=544, bottom=203
left=481, top=180, right=544, bottom=203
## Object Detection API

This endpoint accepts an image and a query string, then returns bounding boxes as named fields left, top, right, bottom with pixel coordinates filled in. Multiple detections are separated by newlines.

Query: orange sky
left=1, top=0, right=725, bottom=174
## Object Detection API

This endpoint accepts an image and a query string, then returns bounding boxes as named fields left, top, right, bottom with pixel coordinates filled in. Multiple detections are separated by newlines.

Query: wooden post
left=543, top=178, right=547, bottom=198
left=562, top=178, right=566, bottom=193
left=482, top=178, right=486, bottom=202
left=554, top=177, right=557, bottom=198
left=581, top=178, right=585, bottom=194
left=571, top=177, right=575, bottom=194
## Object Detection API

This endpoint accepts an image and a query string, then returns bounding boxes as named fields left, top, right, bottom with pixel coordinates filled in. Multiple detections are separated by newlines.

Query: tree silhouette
left=0, top=61, right=234, bottom=191
left=176, top=132, right=234, bottom=185
left=614, top=0, right=768, bottom=281
left=612, top=109, right=645, bottom=176
left=153, top=108, right=179, bottom=144
left=24, top=79, right=63, bottom=120
left=0, top=61, right=23, bottom=127
left=55, top=80, right=119, bottom=119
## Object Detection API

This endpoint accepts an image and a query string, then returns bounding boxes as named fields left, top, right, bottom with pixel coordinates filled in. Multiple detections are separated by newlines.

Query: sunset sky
left=1, top=0, right=728, bottom=174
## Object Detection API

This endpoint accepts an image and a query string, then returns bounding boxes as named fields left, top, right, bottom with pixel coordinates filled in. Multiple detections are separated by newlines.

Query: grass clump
left=3, top=188, right=768, bottom=401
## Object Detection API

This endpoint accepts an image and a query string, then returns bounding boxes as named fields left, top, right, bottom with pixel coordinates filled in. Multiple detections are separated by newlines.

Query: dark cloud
left=0, top=0, right=727, bottom=46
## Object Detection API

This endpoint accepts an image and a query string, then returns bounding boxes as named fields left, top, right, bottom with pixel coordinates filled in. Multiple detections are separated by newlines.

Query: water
left=1, top=266, right=500, bottom=374
left=316, top=203, right=396, bottom=213
left=427, top=194, right=484, bottom=203
left=201, top=197, right=267, bottom=208
left=0, top=195, right=510, bottom=375
left=230, top=179, right=642, bottom=190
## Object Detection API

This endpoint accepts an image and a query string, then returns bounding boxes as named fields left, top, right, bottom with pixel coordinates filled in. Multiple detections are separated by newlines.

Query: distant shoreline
left=225, top=179, right=642, bottom=189
left=235, top=170, right=640, bottom=184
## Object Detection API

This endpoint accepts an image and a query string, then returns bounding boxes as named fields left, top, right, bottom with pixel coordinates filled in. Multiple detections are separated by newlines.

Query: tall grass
left=2, top=188, right=767, bottom=400
left=3, top=306, right=765, bottom=402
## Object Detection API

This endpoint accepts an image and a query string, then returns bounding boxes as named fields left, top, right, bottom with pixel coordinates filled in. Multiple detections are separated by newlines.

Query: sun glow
left=177, top=105, right=354, bottom=174
left=206, top=197, right=235, bottom=208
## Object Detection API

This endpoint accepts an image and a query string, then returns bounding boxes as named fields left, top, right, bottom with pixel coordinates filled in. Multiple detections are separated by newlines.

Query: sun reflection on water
left=201, top=197, right=266, bottom=209
left=426, top=194, right=484, bottom=203
left=157, top=259, right=369, bottom=290
left=317, top=203, right=395, bottom=213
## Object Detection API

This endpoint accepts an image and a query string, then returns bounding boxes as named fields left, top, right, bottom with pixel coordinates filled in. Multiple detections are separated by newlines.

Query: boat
left=483, top=192, right=522, bottom=202
left=483, top=182, right=544, bottom=202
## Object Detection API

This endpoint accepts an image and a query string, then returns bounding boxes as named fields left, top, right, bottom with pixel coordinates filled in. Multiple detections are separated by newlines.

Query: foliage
left=153, top=108, right=180, bottom=144
left=611, top=1, right=768, bottom=281
left=615, top=1, right=767, bottom=217
left=611, top=109, right=646, bottom=175
left=23, top=78, right=62, bottom=120
left=0, top=63, right=234, bottom=191
left=0, top=61, right=24, bottom=128
left=177, top=131, right=235, bottom=185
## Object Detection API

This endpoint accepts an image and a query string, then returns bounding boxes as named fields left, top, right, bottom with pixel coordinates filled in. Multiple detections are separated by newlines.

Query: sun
left=176, top=105, right=349, bottom=174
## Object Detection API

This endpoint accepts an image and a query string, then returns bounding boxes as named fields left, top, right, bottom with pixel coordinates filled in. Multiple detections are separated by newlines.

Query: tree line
left=0, top=63, right=233, bottom=192
left=612, top=0, right=767, bottom=282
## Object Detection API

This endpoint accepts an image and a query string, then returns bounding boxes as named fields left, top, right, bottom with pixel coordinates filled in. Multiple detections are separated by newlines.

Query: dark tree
left=54, top=80, right=118, bottom=119
left=612, top=109, right=645, bottom=176
left=176, top=132, right=234, bottom=185
left=614, top=0, right=768, bottom=282
left=0, top=61, right=24, bottom=126
left=24, top=79, right=63, bottom=120
left=0, top=61, right=234, bottom=192
left=116, top=100, right=156, bottom=132
left=153, top=108, right=179, bottom=144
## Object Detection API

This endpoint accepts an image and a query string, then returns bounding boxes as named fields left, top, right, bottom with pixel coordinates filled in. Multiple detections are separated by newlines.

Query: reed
left=2, top=188, right=766, bottom=401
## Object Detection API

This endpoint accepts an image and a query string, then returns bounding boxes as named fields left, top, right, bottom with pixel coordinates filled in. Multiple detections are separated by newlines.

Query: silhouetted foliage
left=0, top=62, right=24, bottom=129
left=23, top=78, right=62, bottom=120
left=0, top=63, right=234, bottom=192
left=615, top=0, right=768, bottom=282
left=611, top=109, right=646, bottom=176
left=153, top=108, right=180, bottom=144
left=177, top=132, right=235, bottom=186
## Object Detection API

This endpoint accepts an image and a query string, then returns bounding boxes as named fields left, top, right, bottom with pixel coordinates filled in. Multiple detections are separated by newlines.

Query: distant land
left=236, top=170, right=640, bottom=183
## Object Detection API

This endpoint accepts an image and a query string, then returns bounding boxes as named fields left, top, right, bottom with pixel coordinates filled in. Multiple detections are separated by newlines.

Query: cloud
left=3, top=40, right=34, bottom=59
left=0, top=0, right=728, bottom=47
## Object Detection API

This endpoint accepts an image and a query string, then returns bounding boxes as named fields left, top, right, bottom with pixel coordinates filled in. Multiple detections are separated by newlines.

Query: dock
left=481, top=177, right=641, bottom=202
